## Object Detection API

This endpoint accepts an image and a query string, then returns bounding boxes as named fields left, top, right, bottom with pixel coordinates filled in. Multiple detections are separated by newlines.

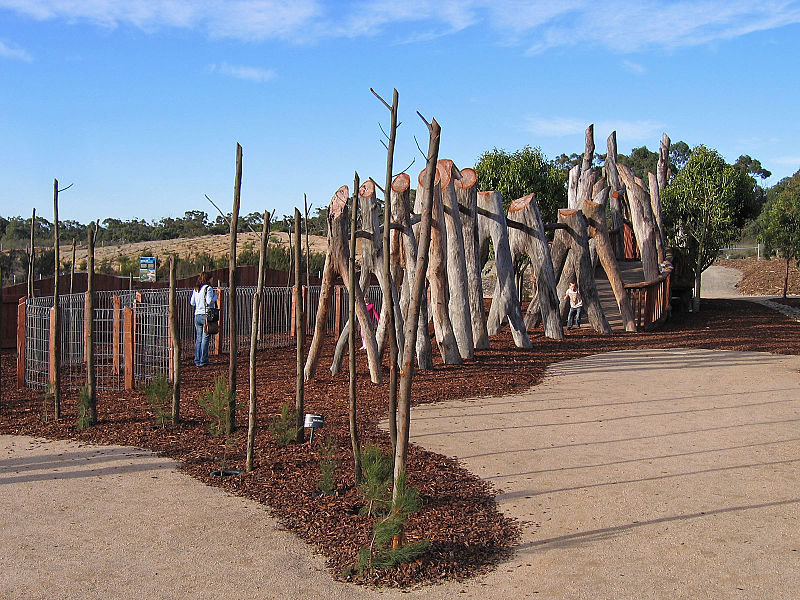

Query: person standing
left=190, top=272, right=218, bottom=366
left=565, top=281, right=583, bottom=330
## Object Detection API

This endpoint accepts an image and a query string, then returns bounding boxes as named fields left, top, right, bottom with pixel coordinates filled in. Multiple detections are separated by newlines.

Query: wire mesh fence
left=21, top=284, right=385, bottom=393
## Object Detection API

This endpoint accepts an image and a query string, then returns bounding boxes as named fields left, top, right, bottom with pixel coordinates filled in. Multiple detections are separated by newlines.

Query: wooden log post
left=86, top=223, right=96, bottom=424
left=28, top=208, right=35, bottom=299
left=303, top=185, right=382, bottom=383
left=507, top=193, right=563, bottom=340
left=391, top=172, right=434, bottom=369
left=52, top=178, right=61, bottom=418
left=605, top=132, right=625, bottom=260
left=213, top=285, right=222, bottom=356
left=48, top=306, right=57, bottom=391
left=294, top=208, right=306, bottom=443
left=348, top=174, right=362, bottom=483
left=112, top=295, right=121, bottom=375
left=581, top=198, right=637, bottom=332
left=169, top=256, right=180, bottom=423
left=556, top=209, right=611, bottom=334
left=227, top=142, right=242, bottom=435
left=648, top=171, right=666, bottom=263
left=657, top=133, right=671, bottom=192
left=617, top=164, right=660, bottom=281
left=455, top=167, right=489, bottom=350
left=438, top=159, right=474, bottom=360
left=123, top=305, right=134, bottom=390
left=17, top=298, right=26, bottom=388
left=478, top=191, right=532, bottom=348
left=417, top=167, right=462, bottom=364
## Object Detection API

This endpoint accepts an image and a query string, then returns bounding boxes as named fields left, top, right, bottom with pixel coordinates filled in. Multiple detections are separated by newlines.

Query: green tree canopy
left=474, top=146, right=567, bottom=223
left=757, top=169, right=800, bottom=297
left=661, top=145, right=757, bottom=309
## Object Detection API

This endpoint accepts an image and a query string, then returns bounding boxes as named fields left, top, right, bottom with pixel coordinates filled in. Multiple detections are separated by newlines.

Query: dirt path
left=3, top=348, right=799, bottom=599
left=701, top=265, right=744, bottom=298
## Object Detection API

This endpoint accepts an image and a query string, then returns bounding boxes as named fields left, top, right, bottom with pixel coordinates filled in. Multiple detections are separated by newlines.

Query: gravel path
left=4, top=346, right=800, bottom=599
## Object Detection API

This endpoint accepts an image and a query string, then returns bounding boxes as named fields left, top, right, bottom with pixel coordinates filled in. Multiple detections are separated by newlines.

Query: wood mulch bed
left=717, top=257, right=800, bottom=296
left=2, top=298, right=799, bottom=587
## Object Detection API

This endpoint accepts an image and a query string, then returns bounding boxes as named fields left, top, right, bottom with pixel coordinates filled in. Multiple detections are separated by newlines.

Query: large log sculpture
left=617, top=164, right=659, bottom=281
left=478, top=191, right=532, bottom=348
left=554, top=209, right=611, bottom=334
left=438, top=159, right=474, bottom=360
left=454, top=167, right=489, bottom=349
left=507, top=193, right=563, bottom=339
left=391, top=173, right=433, bottom=369
left=416, top=168, right=461, bottom=364
left=605, top=132, right=625, bottom=259
left=303, top=185, right=382, bottom=383
left=648, top=171, right=666, bottom=263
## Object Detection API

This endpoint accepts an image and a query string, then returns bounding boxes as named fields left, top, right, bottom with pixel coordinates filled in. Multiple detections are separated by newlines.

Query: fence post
left=17, top=297, right=26, bottom=388
left=334, top=285, right=342, bottom=336
left=123, top=305, right=134, bottom=390
left=290, top=286, right=297, bottom=337
left=83, top=291, right=90, bottom=363
left=112, top=295, right=121, bottom=375
left=49, top=306, right=57, bottom=390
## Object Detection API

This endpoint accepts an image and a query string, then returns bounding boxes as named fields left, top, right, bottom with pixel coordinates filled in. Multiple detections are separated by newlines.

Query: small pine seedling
left=268, top=403, right=299, bottom=446
left=317, top=434, right=340, bottom=496
left=359, top=445, right=393, bottom=516
left=198, top=376, right=232, bottom=436
left=143, top=373, right=171, bottom=428
left=76, top=384, right=92, bottom=430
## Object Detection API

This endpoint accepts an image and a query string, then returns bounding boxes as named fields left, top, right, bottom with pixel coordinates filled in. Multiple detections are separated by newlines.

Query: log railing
left=624, top=250, right=673, bottom=330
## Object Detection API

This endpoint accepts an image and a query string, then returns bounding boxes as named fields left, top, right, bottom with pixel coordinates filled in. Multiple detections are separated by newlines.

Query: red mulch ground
left=717, top=257, right=800, bottom=296
left=2, top=298, right=800, bottom=587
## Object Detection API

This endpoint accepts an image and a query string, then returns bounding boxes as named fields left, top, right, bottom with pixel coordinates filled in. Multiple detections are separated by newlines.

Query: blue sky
left=1, top=0, right=799, bottom=225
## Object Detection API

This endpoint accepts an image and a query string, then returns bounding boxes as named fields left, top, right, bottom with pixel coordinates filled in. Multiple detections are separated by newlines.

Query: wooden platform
left=594, top=260, right=644, bottom=332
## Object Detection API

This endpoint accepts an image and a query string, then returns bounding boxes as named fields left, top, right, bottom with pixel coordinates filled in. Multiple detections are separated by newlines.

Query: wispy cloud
left=209, top=62, right=275, bottom=83
left=621, top=59, right=646, bottom=75
left=525, top=116, right=666, bottom=143
left=1, top=0, right=799, bottom=52
left=771, top=156, right=800, bottom=167
left=0, top=39, right=32, bottom=61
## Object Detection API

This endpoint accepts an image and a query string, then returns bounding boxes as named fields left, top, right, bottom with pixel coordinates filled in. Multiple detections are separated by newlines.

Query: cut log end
left=508, top=193, right=535, bottom=213
left=436, top=159, right=453, bottom=188
left=418, top=166, right=441, bottom=188
left=392, top=172, right=411, bottom=193
left=454, top=167, right=477, bottom=190
left=329, top=185, right=349, bottom=219
left=359, top=180, right=375, bottom=198
left=558, top=208, right=579, bottom=217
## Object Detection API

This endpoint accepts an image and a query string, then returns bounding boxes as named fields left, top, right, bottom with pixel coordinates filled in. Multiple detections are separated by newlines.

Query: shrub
left=198, top=376, right=232, bottom=436
left=317, top=434, right=339, bottom=496
left=268, top=404, right=299, bottom=446
left=359, top=445, right=393, bottom=516
left=144, top=373, right=171, bottom=427
left=76, top=384, right=92, bottom=430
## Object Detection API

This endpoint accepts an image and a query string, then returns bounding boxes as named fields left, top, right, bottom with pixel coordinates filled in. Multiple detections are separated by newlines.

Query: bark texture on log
left=581, top=198, right=637, bottom=332
left=617, top=164, right=660, bottom=280
left=417, top=167, right=461, bottom=364
left=648, top=171, right=666, bottom=263
left=507, top=193, right=563, bottom=340
left=657, top=133, right=671, bottom=192
left=567, top=165, right=580, bottom=209
left=392, top=173, right=433, bottom=369
left=438, top=159, right=474, bottom=359
left=303, top=186, right=382, bottom=383
left=605, top=132, right=625, bottom=259
left=555, top=209, right=611, bottom=334
left=478, top=191, right=532, bottom=348
left=455, top=167, right=489, bottom=350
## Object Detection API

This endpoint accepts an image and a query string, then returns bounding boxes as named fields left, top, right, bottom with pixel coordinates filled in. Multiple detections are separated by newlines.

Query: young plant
left=143, top=373, right=171, bottom=428
left=355, top=471, right=429, bottom=575
left=198, top=376, right=232, bottom=436
left=358, top=445, right=393, bottom=516
left=268, top=403, right=299, bottom=446
left=317, top=434, right=340, bottom=496
left=40, top=385, right=54, bottom=423
left=76, top=384, right=92, bottom=431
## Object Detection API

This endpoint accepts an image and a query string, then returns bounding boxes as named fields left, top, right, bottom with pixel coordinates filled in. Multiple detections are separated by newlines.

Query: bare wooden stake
left=70, top=238, right=76, bottom=295
left=349, top=172, right=362, bottom=484
left=169, top=256, right=180, bottom=423
left=28, top=208, right=35, bottom=298
left=294, top=207, right=305, bottom=443
left=227, top=143, right=242, bottom=435
left=86, top=222, right=97, bottom=424
left=52, top=179, right=61, bottom=418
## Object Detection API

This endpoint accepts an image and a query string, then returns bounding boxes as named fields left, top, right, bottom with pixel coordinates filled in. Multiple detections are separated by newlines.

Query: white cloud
left=771, top=156, right=800, bottom=167
left=0, top=39, right=32, bottom=61
left=209, top=62, right=275, bottom=83
left=1, top=0, right=799, bottom=51
left=621, top=59, right=646, bottom=75
left=526, top=116, right=666, bottom=144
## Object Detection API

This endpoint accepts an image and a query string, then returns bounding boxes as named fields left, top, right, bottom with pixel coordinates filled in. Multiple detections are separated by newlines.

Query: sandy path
left=701, top=265, right=744, bottom=298
left=3, top=348, right=800, bottom=599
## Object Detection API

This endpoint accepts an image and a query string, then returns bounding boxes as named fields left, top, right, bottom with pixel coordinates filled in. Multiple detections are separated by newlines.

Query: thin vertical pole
left=70, top=238, right=76, bottom=295
left=227, top=142, right=242, bottom=435
left=17, top=298, right=26, bottom=388
left=86, top=223, right=96, bottom=424
left=169, top=256, right=180, bottom=424
left=294, top=207, right=305, bottom=443
left=349, top=172, right=362, bottom=483
left=52, top=179, right=61, bottom=418
left=28, top=208, right=35, bottom=298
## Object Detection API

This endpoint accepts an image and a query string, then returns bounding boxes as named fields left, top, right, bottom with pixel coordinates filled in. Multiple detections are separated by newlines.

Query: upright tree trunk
left=394, top=116, right=439, bottom=505
left=784, top=257, right=790, bottom=299
left=349, top=173, right=362, bottom=484
left=247, top=211, right=270, bottom=472
left=657, top=133, right=671, bottom=192
left=28, top=208, right=35, bottom=298
left=70, top=238, right=76, bottom=295
left=417, top=167, right=461, bottom=364
left=438, top=159, right=474, bottom=359
left=507, top=193, right=563, bottom=339
left=606, top=132, right=625, bottom=259
left=455, top=167, right=489, bottom=349
left=169, top=256, right=180, bottom=423
left=294, top=207, right=305, bottom=443
left=648, top=172, right=666, bottom=262
left=391, top=173, right=434, bottom=369
left=617, top=164, right=659, bottom=280
left=86, top=223, right=97, bottom=424
left=52, top=180, right=61, bottom=418
left=227, top=143, right=242, bottom=435
left=479, top=191, right=532, bottom=348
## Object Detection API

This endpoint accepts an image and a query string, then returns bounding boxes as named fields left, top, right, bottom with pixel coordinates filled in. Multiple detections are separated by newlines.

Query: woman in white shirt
left=189, top=272, right=218, bottom=366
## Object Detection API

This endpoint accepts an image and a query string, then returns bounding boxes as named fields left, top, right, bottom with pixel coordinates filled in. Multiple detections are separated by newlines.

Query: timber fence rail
left=624, top=252, right=674, bottom=331
left=17, top=284, right=381, bottom=394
